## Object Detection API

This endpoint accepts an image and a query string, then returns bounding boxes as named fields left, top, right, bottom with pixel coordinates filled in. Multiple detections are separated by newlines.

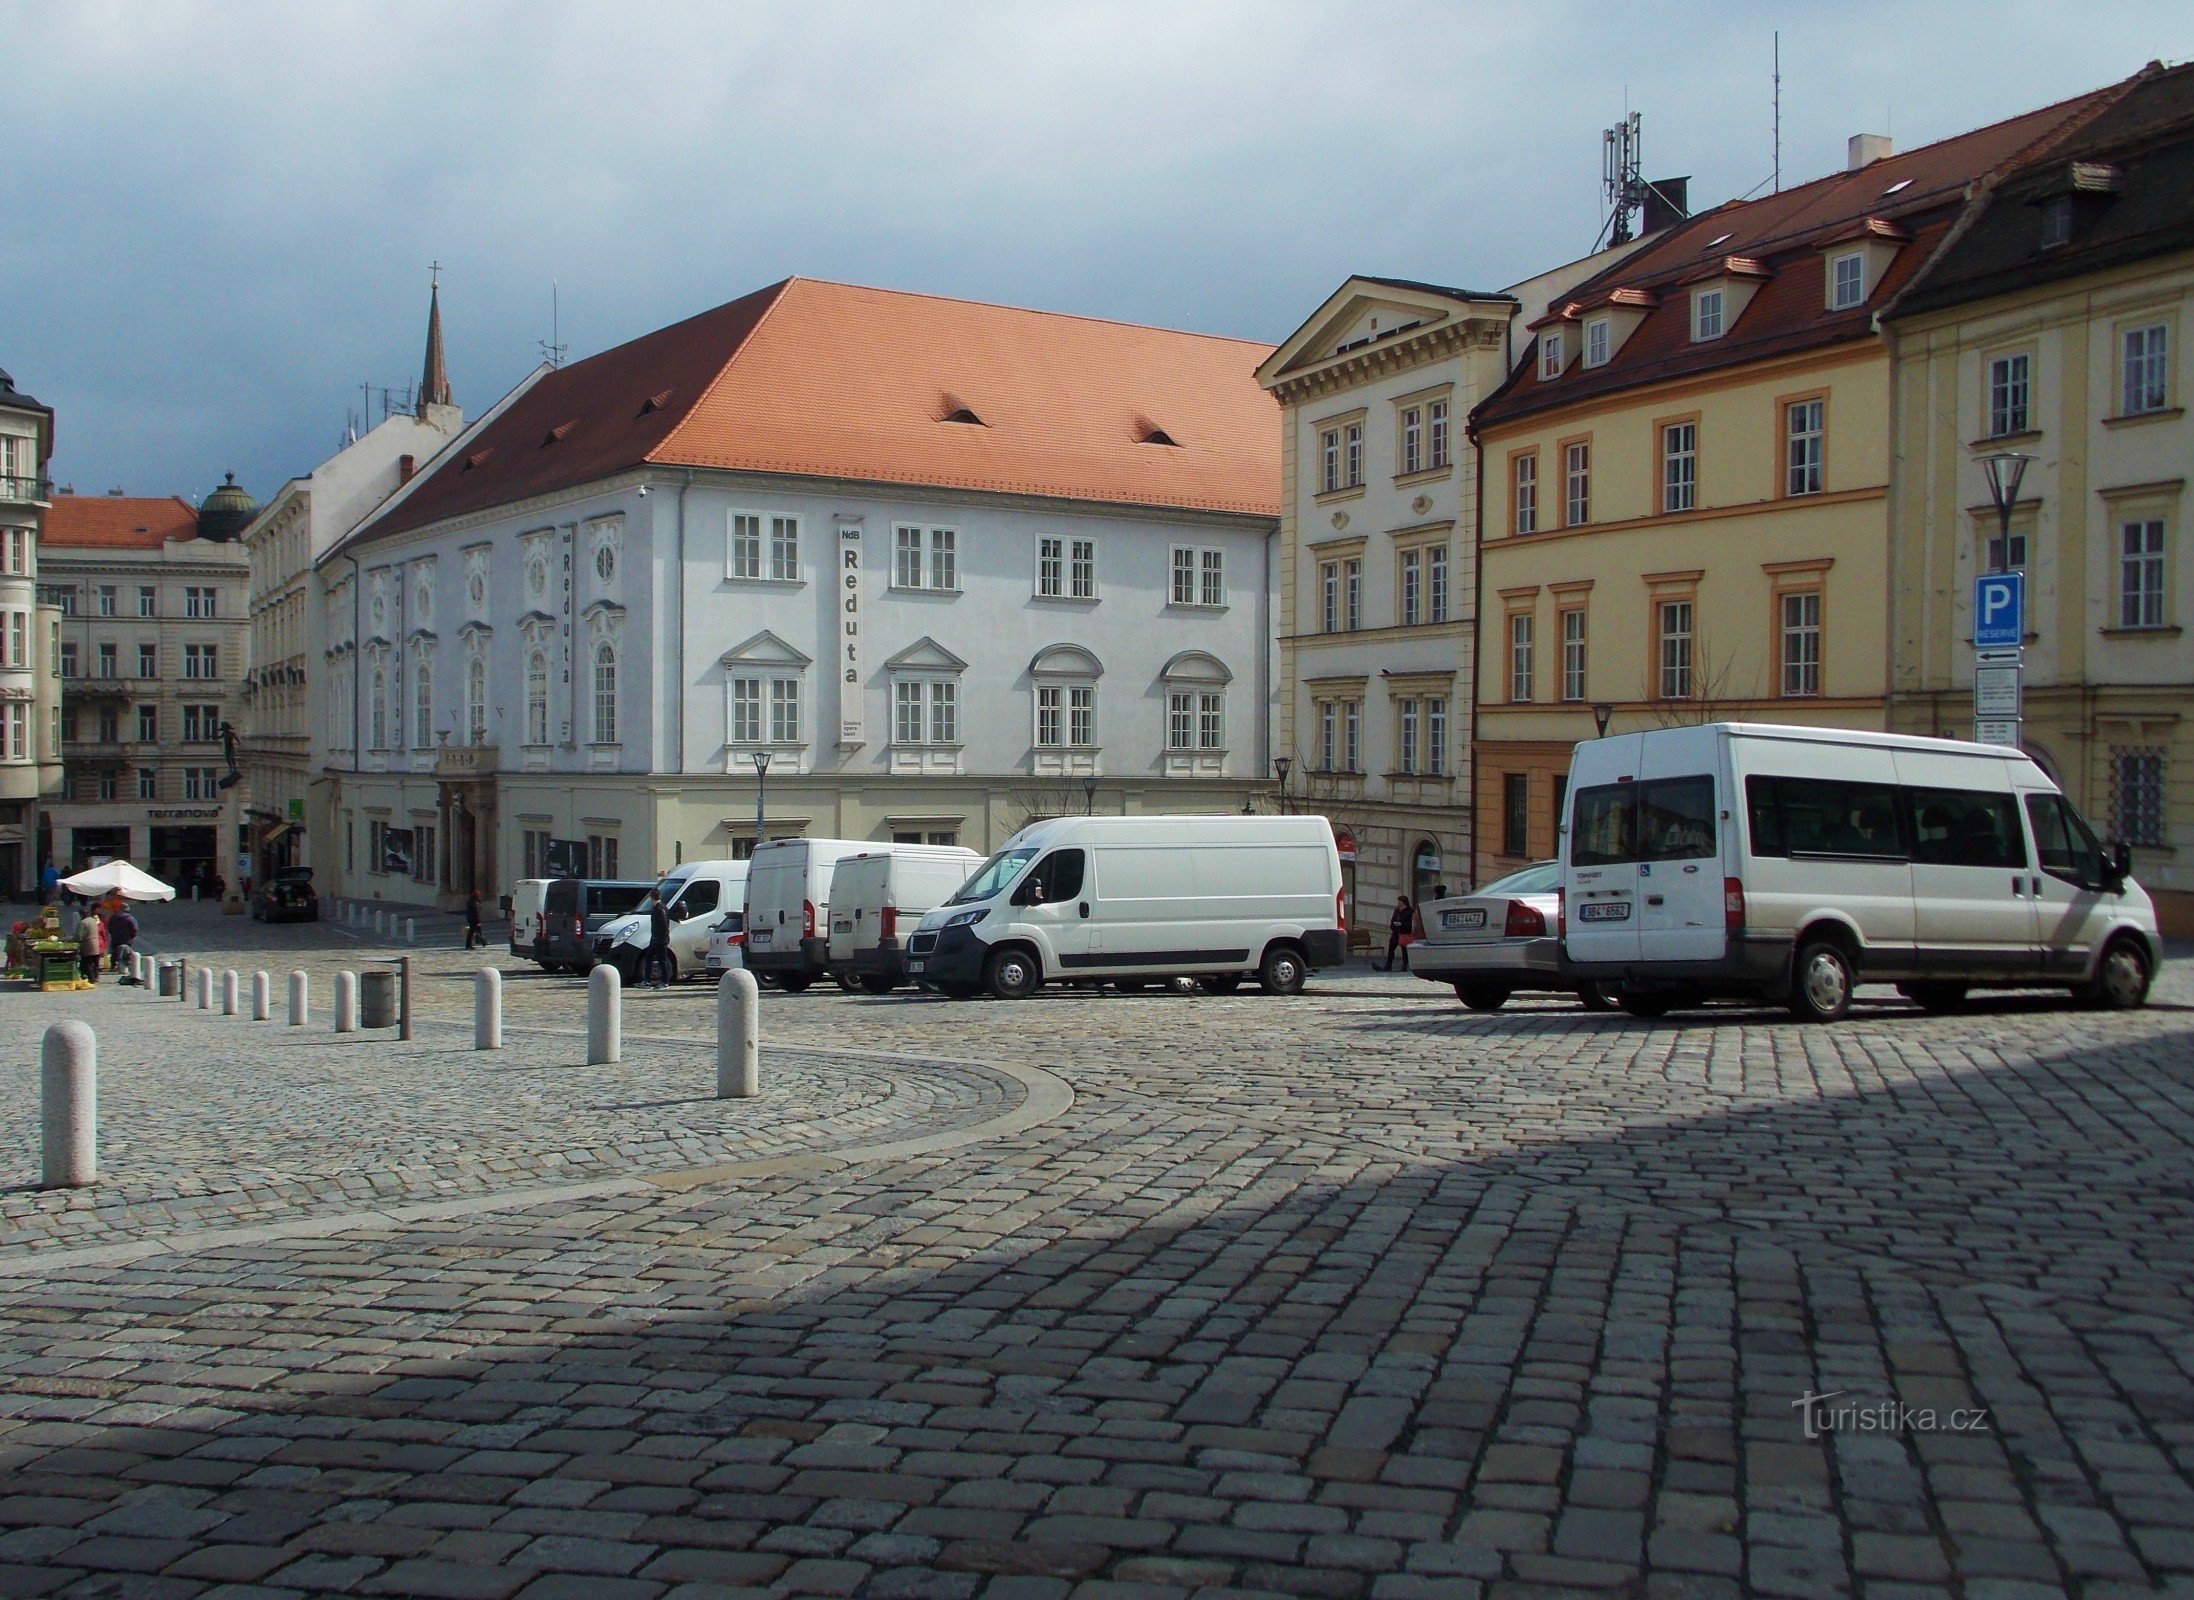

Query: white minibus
left=905, top=814, right=1346, bottom=999
left=1562, top=723, right=2159, bottom=1021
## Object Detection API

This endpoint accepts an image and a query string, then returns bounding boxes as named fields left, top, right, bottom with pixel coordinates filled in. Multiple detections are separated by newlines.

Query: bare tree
left=1648, top=626, right=1761, bottom=728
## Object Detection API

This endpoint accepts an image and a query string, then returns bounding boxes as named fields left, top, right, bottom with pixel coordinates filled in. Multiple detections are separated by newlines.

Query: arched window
left=413, top=654, right=433, bottom=748
left=593, top=642, right=617, bottom=745
left=526, top=651, right=548, bottom=745
left=466, top=655, right=486, bottom=744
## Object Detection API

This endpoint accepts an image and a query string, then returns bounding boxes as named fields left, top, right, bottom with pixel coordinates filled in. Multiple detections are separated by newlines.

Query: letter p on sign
left=1974, top=572, right=2024, bottom=650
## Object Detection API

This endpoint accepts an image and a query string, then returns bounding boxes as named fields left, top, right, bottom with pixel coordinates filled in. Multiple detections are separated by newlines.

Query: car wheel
left=1198, top=974, right=1243, bottom=994
left=537, top=960, right=559, bottom=974
left=1454, top=983, right=1511, bottom=1012
left=939, top=982, right=983, bottom=1000
left=1789, top=939, right=1855, bottom=1023
left=1258, top=943, right=1307, bottom=996
left=2078, top=936, right=2152, bottom=1010
left=859, top=975, right=896, bottom=996
left=1577, top=983, right=1617, bottom=1013
left=1898, top=981, right=1967, bottom=1013
left=834, top=971, right=860, bottom=993
left=986, top=946, right=1041, bottom=1000
left=778, top=972, right=814, bottom=994
left=1616, top=988, right=1674, bottom=1019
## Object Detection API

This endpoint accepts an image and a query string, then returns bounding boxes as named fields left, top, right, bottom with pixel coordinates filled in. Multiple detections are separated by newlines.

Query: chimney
left=1848, top=133, right=1893, bottom=171
left=1642, top=176, right=1690, bottom=236
left=106, top=486, right=124, bottom=496
left=399, top=454, right=415, bottom=485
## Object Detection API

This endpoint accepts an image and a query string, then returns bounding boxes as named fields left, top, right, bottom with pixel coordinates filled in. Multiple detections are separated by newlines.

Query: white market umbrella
left=58, top=861, right=176, bottom=902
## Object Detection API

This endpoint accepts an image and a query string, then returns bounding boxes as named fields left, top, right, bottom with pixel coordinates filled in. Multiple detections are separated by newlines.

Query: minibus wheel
left=1789, top=939, right=1855, bottom=1022
left=778, top=973, right=814, bottom=994
left=2078, top=936, right=2152, bottom=1010
left=1258, top=943, right=1307, bottom=996
left=1577, top=984, right=1617, bottom=1013
left=1616, top=989, right=1673, bottom=1019
left=986, top=947, right=1041, bottom=1000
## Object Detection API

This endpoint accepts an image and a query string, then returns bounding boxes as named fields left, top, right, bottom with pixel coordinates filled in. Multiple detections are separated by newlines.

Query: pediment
left=1260, top=276, right=1504, bottom=383
left=1160, top=649, right=1232, bottom=684
left=1029, top=643, right=1103, bottom=679
left=884, top=635, right=968, bottom=674
left=721, top=628, right=812, bottom=668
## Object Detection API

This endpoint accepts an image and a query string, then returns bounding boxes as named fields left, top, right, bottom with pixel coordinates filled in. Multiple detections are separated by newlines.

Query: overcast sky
left=7, top=0, right=2188, bottom=504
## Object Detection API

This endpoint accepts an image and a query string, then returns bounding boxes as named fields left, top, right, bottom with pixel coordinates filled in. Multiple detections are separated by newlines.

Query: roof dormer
left=1575, top=287, right=1657, bottom=369
left=1820, top=218, right=1909, bottom=311
left=1530, top=308, right=1579, bottom=381
left=1680, top=256, right=1772, bottom=343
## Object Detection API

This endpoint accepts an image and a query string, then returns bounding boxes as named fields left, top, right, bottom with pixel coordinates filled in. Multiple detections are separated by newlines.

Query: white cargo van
left=827, top=845, right=982, bottom=993
left=592, top=860, right=749, bottom=984
left=905, top=814, right=1346, bottom=999
left=508, top=879, right=553, bottom=965
left=1562, top=723, right=2160, bottom=1021
left=743, top=838, right=872, bottom=992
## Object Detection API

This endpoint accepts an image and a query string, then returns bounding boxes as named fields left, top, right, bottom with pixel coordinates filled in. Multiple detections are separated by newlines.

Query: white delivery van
left=1562, top=723, right=2160, bottom=1022
left=592, top=860, right=749, bottom=984
left=827, top=845, right=983, bottom=993
left=508, top=879, right=553, bottom=965
left=743, top=838, right=872, bottom=992
left=905, top=814, right=1347, bottom=1000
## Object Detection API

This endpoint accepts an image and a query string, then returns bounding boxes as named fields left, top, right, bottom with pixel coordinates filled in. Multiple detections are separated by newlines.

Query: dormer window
left=1829, top=251, right=1866, bottom=310
left=2040, top=196, right=2073, bottom=248
left=1583, top=317, right=1611, bottom=368
left=1539, top=330, right=1564, bottom=380
left=1692, top=288, right=1725, bottom=341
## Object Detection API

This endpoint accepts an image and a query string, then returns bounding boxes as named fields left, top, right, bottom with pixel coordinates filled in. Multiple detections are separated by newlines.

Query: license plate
left=1578, top=901, right=1631, bottom=922
left=908, top=959, right=925, bottom=973
left=1440, top=909, right=1487, bottom=930
left=749, top=929, right=772, bottom=946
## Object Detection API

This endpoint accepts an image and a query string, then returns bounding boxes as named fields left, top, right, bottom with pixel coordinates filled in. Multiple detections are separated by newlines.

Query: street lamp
left=1592, top=703, right=1614, bottom=738
left=1082, top=775, right=1097, bottom=816
left=1273, top=756, right=1292, bottom=815
left=751, top=749, right=772, bottom=847
left=1980, top=451, right=2033, bottom=569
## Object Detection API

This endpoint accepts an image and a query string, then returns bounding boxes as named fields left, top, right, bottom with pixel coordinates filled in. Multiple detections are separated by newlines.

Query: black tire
left=1577, top=984, right=1617, bottom=1013
left=1259, top=942, right=1308, bottom=996
left=1789, top=938, right=1855, bottom=1023
left=1198, top=974, right=1244, bottom=994
left=1454, top=983, right=1512, bottom=1012
left=859, top=975, right=896, bottom=996
left=939, top=981, right=982, bottom=1000
left=1899, top=981, right=1967, bottom=1014
left=2078, top=935, right=2152, bottom=1010
left=778, top=972, right=813, bottom=994
left=537, top=959, right=560, bottom=974
left=1616, top=988, right=1674, bottom=1019
left=986, top=946, right=1041, bottom=1000
left=611, top=951, right=640, bottom=985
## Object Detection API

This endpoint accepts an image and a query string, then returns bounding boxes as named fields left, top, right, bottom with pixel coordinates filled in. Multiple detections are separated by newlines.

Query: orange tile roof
left=41, top=495, right=199, bottom=548
left=368, top=278, right=1279, bottom=540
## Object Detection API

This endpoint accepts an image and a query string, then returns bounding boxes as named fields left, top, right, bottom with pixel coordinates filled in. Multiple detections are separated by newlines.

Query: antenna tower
left=1602, top=111, right=1647, bottom=245
left=538, top=282, right=567, bottom=369
left=1773, top=31, right=1782, bottom=194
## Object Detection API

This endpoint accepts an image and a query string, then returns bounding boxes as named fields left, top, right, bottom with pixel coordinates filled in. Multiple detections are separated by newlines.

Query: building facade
left=1256, top=279, right=1515, bottom=925
left=240, top=294, right=462, bottom=878
left=315, top=277, right=1280, bottom=910
left=0, top=370, right=60, bottom=896
left=1885, top=62, right=2194, bottom=931
left=1466, top=93, right=2115, bottom=886
left=39, top=489, right=253, bottom=893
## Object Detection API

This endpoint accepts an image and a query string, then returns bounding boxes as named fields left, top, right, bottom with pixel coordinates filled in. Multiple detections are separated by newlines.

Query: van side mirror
left=2104, top=840, right=2134, bottom=892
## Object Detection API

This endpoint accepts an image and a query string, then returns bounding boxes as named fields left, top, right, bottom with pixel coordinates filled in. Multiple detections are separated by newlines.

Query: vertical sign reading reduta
left=837, top=519, right=864, bottom=746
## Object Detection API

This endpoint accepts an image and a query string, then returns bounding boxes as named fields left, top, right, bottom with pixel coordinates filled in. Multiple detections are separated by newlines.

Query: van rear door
left=1635, top=735, right=1726, bottom=963
left=1567, top=778, right=1643, bottom=964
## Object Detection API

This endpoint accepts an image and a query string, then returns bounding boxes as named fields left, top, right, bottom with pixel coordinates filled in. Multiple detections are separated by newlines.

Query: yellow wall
left=1473, top=344, right=1891, bottom=878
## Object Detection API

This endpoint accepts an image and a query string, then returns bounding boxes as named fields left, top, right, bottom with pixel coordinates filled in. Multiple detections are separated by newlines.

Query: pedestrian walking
left=464, top=889, right=485, bottom=950
left=75, top=907, right=106, bottom=983
left=642, top=890, right=672, bottom=988
left=1382, top=896, right=1414, bottom=972
left=107, top=903, right=140, bottom=979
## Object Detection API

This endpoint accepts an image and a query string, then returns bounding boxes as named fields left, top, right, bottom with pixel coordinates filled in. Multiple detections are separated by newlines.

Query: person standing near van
left=1383, top=896, right=1414, bottom=972
left=642, top=890, right=672, bottom=988
left=464, top=890, right=485, bottom=950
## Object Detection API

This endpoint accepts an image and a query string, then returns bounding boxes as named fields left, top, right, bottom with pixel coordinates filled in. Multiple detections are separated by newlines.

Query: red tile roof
left=366, top=278, right=1280, bottom=541
left=1475, top=81, right=2126, bottom=431
left=41, top=495, right=199, bottom=548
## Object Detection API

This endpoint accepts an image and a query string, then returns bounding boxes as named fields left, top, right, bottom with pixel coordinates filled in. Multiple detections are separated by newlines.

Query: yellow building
left=1885, top=62, right=2194, bottom=932
left=1466, top=95, right=2112, bottom=886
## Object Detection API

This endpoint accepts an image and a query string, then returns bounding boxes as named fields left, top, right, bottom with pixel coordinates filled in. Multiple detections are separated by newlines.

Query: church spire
left=417, top=263, right=452, bottom=415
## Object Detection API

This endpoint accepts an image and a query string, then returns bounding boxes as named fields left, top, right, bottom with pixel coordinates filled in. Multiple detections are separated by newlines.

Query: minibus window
left=673, top=880, right=720, bottom=919
left=1754, top=776, right=1904, bottom=859
left=1638, top=777, right=1716, bottom=861
left=2027, top=794, right=2101, bottom=884
left=1018, top=849, right=1086, bottom=904
left=1910, top=789, right=2026, bottom=869
left=1745, top=777, right=1785, bottom=857
left=1572, top=786, right=1636, bottom=866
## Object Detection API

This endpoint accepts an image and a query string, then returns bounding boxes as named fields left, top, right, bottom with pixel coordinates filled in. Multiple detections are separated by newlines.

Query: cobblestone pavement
left=2, top=905, right=2192, bottom=1598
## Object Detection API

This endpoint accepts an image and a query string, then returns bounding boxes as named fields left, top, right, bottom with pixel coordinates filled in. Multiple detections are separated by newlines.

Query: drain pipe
left=673, top=469, right=695, bottom=775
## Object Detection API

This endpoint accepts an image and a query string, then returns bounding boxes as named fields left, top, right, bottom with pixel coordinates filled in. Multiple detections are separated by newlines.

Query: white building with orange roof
left=317, top=277, right=1281, bottom=917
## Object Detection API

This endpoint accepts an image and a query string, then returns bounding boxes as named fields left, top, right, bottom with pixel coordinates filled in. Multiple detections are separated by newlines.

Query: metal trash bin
left=156, top=959, right=181, bottom=998
left=360, top=969, right=399, bottom=1029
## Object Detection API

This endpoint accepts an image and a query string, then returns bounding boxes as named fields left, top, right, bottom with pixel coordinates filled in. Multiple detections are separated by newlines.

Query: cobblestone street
left=3, top=905, right=2192, bottom=1598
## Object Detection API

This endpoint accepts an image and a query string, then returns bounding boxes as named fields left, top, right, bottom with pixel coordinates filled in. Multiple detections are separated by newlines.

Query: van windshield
left=945, top=847, right=1039, bottom=906
left=653, top=874, right=689, bottom=908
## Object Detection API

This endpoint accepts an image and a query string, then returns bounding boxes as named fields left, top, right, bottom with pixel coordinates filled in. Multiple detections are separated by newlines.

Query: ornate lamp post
left=751, top=749, right=772, bottom=848
left=1273, top=756, right=1292, bottom=815
left=1979, top=451, right=2033, bottom=569
left=1592, top=703, right=1615, bottom=738
left=1082, top=775, right=1097, bottom=816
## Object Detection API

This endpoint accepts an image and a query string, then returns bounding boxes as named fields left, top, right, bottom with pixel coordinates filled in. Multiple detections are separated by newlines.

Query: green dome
left=198, top=470, right=258, bottom=542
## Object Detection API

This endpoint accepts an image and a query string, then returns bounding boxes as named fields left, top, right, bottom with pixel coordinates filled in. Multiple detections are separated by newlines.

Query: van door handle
left=1645, top=895, right=1665, bottom=906
left=2011, top=876, right=2024, bottom=896
left=1078, top=902, right=1090, bottom=918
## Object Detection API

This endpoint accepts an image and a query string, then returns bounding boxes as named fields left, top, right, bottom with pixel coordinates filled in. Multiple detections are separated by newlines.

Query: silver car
left=1410, top=861, right=1614, bottom=1012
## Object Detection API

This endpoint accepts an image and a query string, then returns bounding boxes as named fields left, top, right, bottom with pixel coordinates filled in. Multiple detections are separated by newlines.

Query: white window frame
left=1427, top=697, right=1447, bottom=776
left=1514, top=453, right=1537, bottom=535
left=137, top=766, right=156, bottom=801
left=2120, top=519, right=2167, bottom=630
left=137, top=704, right=157, bottom=742
left=1399, top=406, right=1422, bottom=475
left=1561, top=608, right=1587, bottom=702
left=1170, top=546, right=1225, bottom=608
left=1539, top=330, right=1564, bottom=380
left=1318, top=700, right=1337, bottom=772
left=1780, top=590, right=1822, bottom=697
left=1320, top=429, right=1340, bottom=494
left=1429, top=399, right=1450, bottom=468
left=1658, top=600, right=1695, bottom=700
left=1400, top=550, right=1421, bottom=627
left=592, top=641, right=618, bottom=744
left=729, top=676, right=762, bottom=745
left=1344, top=423, right=1362, bottom=488
left=96, top=584, right=117, bottom=618
left=1693, top=288, right=1724, bottom=341
left=1070, top=538, right=1096, bottom=600
left=137, top=642, right=155, bottom=678
left=1564, top=442, right=1590, bottom=526
left=1830, top=251, right=1866, bottom=310
left=1320, top=561, right=1339, bottom=634
left=1344, top=559, right=1361, bottom=632
left=1342, top=700, right=1360, bottom=773
left=1165, top=689, right=1223, bottom=752
left=412, top=651, right=433, bottom=748
left=2122, top=323, right=2170, bottom=416
left=1786, top=400, right=1824, bottom=496
left=893, top=678, right=960, bottom=746
left=1662, top=421, right=1697, bottom=513
left=729, top=512, right=763, bottom=580
left=1037, top=536, right=1063, bottom=598
left=467, top=655, right=487, bottom=743
left=1583, top=316, right=1610, bottom=368
left=769, top=676, right=801, bottom=743
left=893, top=525, right=960, bottom=593
left=1428, top=545, right=1449, bottom=624
left=137, top=584, right=155, bottom=618
left=524, top=651, right=548, bottom=745
left=1396, top=698, right=1418, bottom=775
left=1509, top=613, right=1534, bottom=702
left=1988, top=352, right=2031, bottom=438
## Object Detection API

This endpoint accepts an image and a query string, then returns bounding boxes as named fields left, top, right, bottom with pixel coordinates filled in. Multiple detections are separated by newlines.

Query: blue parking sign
left=1974, top=572, right=2024, bottom=649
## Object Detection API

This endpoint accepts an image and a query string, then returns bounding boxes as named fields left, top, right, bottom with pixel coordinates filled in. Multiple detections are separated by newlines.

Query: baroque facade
left=0, top=370, right=60, bottom=896
left=314, top=277, right=1280, bottom=909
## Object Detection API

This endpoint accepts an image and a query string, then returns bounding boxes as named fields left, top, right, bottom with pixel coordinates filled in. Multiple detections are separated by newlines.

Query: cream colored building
left=1885, top=62, right=2194, bottom=931
left=0, top=369, right=60, bottom=896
